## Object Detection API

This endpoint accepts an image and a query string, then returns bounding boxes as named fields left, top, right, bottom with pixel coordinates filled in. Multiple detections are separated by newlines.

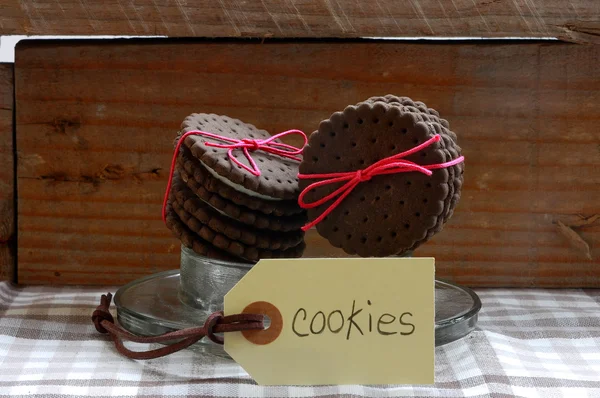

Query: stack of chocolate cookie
left=299, top=95, right=464, bottom=257
left=165, top=113, right=307, bottom=263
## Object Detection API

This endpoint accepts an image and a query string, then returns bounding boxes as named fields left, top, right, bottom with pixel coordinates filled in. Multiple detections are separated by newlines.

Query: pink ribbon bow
left=162, top=129, right=307, bottom=223
left=297, top=134, right=465, bottom=231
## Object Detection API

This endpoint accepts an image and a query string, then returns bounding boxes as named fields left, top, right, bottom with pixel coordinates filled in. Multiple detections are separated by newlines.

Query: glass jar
left=179, top=246, right=253, bottom=317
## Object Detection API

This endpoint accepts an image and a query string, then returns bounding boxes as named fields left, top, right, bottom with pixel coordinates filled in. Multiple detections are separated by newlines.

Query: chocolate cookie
left=164, top=202, right=249, bottom=263
left=299, top=101, right=458, bottom=257
left=177, top=146, right=304, bottom=217
left=171, top=175, right=305, bottom=250
left=171, top=196, right=306, bottom=261
left=180, top=113, right=302, bottom=200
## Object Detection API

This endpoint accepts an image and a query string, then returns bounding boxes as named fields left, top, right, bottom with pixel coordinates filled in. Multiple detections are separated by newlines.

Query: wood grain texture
left=15, top=40, right=600, bottom=287
left=0, top=64, right=14, bottom=282
left=1, top=0, right=600, bottom=42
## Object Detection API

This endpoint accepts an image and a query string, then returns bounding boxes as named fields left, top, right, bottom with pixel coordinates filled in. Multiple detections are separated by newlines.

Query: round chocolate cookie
left=299, top=101, right=455, bottom=257
left=170, top=196, right=306, bottom=261
left=171, top=175, right=305, bottom=251
left=180, top=113, right=302, bottom=200
left=177, top=146, right=304, bottom=217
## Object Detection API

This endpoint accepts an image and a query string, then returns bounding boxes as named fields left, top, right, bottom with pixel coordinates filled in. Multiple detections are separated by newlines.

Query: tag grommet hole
left=242, top=301, right=282, bottom=345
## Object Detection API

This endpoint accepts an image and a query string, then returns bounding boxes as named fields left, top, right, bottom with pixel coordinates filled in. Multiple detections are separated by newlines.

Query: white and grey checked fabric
left=1, top=282, right=600, bottom=397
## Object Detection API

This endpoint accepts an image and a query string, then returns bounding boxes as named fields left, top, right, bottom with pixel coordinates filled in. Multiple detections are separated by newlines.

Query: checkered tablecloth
left=1, top=281, right=599, bottom=397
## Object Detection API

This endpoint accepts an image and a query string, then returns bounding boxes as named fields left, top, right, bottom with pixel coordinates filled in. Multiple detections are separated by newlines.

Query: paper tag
left=224, top=257, right=435, bottom=386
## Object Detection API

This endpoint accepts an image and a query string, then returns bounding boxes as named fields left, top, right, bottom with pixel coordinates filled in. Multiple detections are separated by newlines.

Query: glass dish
left=115, top=246, right=481, bottom=357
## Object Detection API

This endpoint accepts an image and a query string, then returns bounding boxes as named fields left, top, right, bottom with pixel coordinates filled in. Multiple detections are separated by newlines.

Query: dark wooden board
left=15, top=40, right=600, bottom=286
left=1, top=0, right=600, bottom=42
left=0, top=64, right=14, bottom=282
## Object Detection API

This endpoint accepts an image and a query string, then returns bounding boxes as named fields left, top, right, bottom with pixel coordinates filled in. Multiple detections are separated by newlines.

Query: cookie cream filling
left=197, top=194, right=235, bottom=219
left=199, top=159, right=283, bottom=201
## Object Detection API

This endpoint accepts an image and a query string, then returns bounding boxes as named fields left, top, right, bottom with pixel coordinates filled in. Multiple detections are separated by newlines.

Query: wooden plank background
left=0, top=64, right=14, bottom=282
left=1, top=0, right=600, bottom=43
left=15, top=40, right=600, bottom=287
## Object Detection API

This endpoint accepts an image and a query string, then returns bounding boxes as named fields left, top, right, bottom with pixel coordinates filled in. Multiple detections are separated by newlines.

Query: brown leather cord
left=92, top=293, right=264, bottom=360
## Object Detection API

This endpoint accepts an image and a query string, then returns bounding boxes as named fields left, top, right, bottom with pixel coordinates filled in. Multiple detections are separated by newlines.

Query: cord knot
left=92, top=293, right=114, bottom=334
left=356, top=169, right=372, bottom=182
left=241, top=138, right=261, bottom=151
left=204, top=311, right=225, bottom=344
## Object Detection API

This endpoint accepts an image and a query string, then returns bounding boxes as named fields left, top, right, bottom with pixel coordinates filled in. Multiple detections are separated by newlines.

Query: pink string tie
left=297, top=134, right=465, bottom=231
left=162, top=129, right=307, bottom=223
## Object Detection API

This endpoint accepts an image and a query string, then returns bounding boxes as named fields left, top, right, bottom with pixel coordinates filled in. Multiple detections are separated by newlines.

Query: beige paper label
left=224, top=257, right=435, bottom=386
